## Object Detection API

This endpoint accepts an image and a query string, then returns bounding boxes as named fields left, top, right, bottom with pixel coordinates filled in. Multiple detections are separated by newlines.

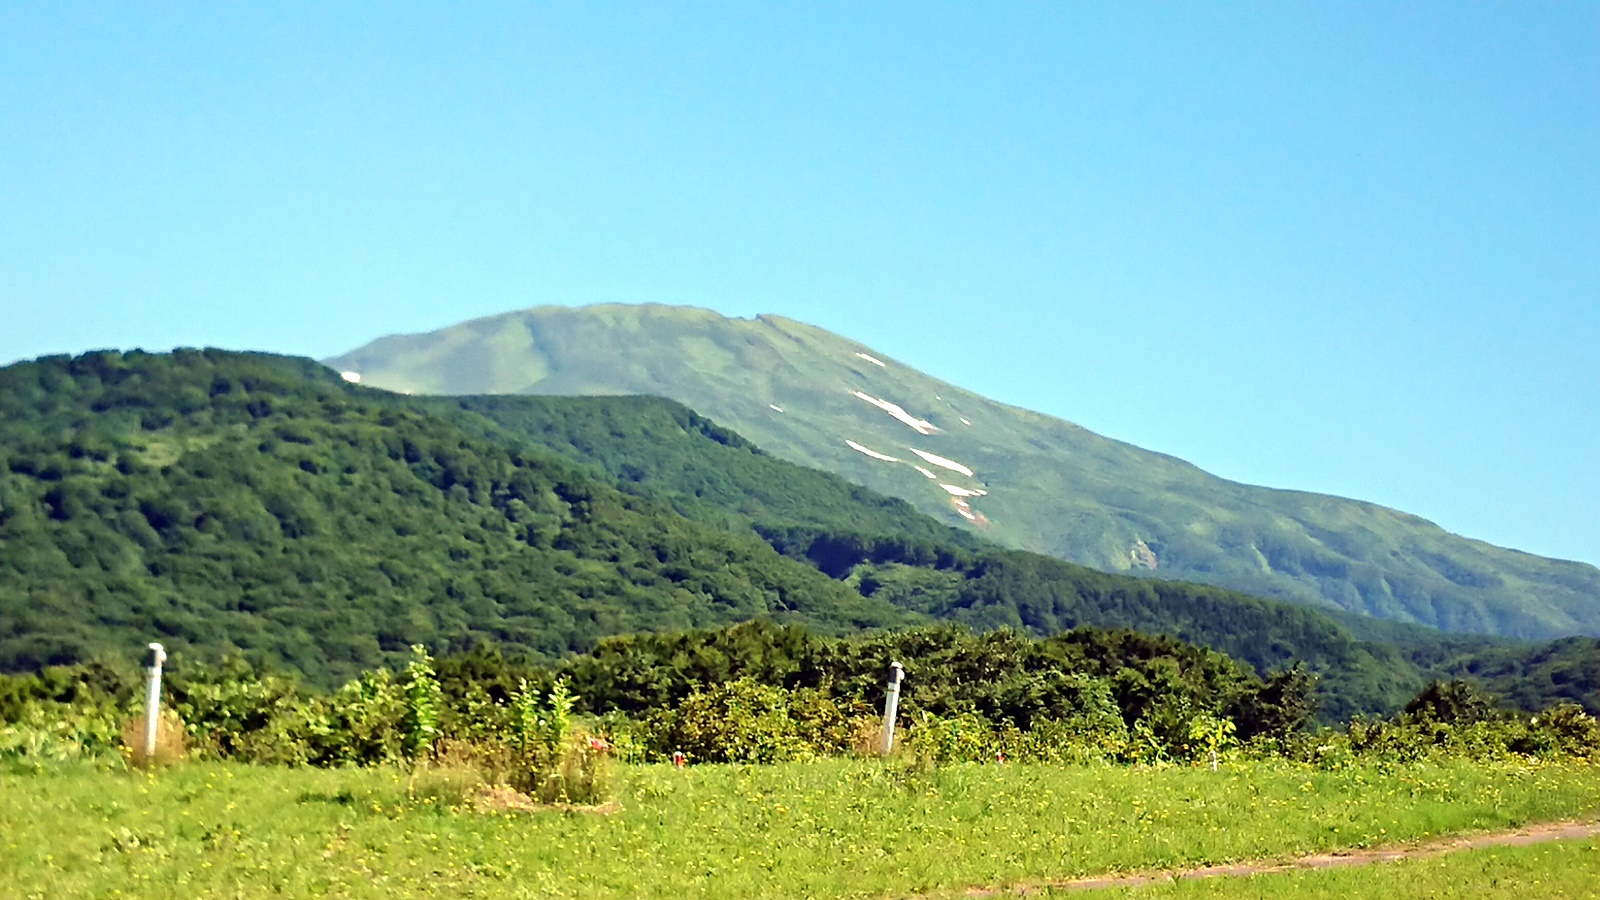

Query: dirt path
left=954, top=819, right=1600, bottom=896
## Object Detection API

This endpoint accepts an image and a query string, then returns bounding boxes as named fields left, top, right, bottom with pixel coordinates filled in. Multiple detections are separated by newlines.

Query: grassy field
left=5, top=758, right=1600, bottom=899
left=1071, top=836, right=1600, bottom=898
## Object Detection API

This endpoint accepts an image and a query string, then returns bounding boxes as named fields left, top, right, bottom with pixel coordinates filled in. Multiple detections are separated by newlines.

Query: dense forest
left=1, top=351, right=1594, bottom=719
left=0, top=351, right=906, bottom=684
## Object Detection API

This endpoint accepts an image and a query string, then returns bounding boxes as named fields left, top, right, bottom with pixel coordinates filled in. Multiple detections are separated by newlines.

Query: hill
left=0, top=350, right=907, bottom=684
left=327, top=304, right=1600, bottom=639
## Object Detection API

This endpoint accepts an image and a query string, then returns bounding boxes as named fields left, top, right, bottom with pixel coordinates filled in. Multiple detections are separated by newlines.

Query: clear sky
left=3, top=3, right=1597, bottom=567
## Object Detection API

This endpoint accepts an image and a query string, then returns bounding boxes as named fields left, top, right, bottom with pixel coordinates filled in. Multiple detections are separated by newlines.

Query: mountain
left=409, top=393, right=1433, bottom=717
left=6, top=350, right=1594, bottom=716
left=327, top=304, right=1600, bottom=640
left=0, top=349, right=1422, bottom=715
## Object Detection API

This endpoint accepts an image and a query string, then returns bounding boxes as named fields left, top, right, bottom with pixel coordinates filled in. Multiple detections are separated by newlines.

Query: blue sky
left=3, top=3, right=1597, bottom=566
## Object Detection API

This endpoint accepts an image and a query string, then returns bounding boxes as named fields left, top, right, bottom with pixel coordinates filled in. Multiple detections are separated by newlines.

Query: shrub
left=308, top=669, right=407, bottom=765
left=462, top=679, right=619, bottom=807
left=1, top=701, right=122, bottom=772
left=906, top=711, right=999, bottom=764
left=170, top=661, right=311, bottom=764
left=646, top=678, right=815, bottom=763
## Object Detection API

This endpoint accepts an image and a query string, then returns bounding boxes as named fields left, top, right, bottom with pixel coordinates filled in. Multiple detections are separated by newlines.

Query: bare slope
left=327, top=304, right=1600, bottom=639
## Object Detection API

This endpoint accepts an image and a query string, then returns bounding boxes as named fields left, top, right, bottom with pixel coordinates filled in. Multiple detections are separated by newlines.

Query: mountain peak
left=326, top=303, right=1600, bottom=639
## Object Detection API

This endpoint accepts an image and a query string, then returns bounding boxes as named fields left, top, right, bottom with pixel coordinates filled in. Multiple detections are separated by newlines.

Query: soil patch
left=953, top=819, right=1600, bottom=896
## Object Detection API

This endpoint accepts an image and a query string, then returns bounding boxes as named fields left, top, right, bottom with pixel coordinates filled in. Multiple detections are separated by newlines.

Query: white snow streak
left=939, top=484, right=988, bottom=498
left=909, top=448, right=975, bottom=477
left=340, top=371, right=362, bottom=384
left=960, top=417, right=971, bottom=426
left=852, top=391, right=937, bottom=435
left=769, top=404, right=784, bottom=413
left=855, top=352, right=887, bottom=368
left=845, top=440, right=900, bottom=462
left=914, top=465, right=938, bottom=479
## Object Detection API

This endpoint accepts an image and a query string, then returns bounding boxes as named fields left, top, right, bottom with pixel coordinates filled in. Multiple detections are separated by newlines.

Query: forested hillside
left=2, top=351, right=1592, bottom=718
left=0, top=351, right=906, bottom=684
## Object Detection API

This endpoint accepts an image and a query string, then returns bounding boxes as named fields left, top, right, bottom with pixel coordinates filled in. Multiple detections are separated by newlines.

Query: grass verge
left=3, top=758, right=1598, bottom=898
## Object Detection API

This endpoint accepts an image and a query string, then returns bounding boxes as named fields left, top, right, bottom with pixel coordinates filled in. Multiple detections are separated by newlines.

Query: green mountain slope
left=436, top=393, right=1600, bottom=716
left=416, top=394, right=989, bottom=551
left=327, top=304, right=1600, bottom=639
left=0, top=351, right=908, bottom=685
left=400, top=394, right=1470, bottom=718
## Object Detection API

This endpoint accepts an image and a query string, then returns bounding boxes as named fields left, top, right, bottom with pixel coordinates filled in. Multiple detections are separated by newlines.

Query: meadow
left=5, top=757, right=1600, bottom=899
left=1073, top=837, right=1600, bottom=899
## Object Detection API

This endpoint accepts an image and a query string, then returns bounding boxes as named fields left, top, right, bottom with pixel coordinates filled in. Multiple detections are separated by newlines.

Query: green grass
left=1074, top=837, right=1600, bottom=898
left=5, top=758, right=1600, bottom=898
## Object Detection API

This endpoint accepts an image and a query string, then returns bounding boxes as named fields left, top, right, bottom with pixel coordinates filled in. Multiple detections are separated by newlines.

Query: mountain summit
left=327, top=303, right=1600, bottom=639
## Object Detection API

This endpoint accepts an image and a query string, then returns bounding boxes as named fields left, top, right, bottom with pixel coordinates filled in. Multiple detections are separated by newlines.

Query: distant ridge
left=328, top=303, right=1600, bottom=639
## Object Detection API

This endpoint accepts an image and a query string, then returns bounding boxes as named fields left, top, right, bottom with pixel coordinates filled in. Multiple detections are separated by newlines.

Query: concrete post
left=880, top=661, right=905, bottom=755
left=143, top=643, right=166, bottom=760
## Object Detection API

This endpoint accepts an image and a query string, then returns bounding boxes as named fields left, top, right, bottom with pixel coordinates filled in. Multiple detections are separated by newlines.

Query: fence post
left=143, top=642, right=167, bottom=760
left=880, top=661, right=905, bottom=755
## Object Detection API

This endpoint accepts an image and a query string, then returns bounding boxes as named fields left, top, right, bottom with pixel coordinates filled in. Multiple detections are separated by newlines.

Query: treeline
left=5, top=621, right=1598, bottom=772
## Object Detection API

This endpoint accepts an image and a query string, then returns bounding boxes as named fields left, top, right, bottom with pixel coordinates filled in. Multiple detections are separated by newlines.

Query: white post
left=143, top=642, right=167, bottom=760
left=880, top=662, right=905, bottom=755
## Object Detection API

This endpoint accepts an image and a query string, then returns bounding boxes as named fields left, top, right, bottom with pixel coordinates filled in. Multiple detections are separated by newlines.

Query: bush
left=906, top=711, right=999, bottom=764
left=645, top=678, right=855, bottom=763
left=170, top=661, right=311, bottom=764
left=1, top=701, right=122, bottom=772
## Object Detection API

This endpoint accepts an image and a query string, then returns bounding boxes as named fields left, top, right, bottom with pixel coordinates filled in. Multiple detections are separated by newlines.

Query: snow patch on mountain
left=909, top=447, right=974, bottom=477
left=855, top=352, right=887, bottom=368
left=846, top=440, right=900, bottom=462
left=852, top=391, right=937, bottom=435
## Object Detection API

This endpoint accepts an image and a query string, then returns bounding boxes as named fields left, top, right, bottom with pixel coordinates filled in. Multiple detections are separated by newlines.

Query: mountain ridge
left=327, top=303, right=1600, bottom=639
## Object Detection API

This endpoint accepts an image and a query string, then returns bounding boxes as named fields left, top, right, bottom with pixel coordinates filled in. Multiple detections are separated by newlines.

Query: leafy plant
left=401, top=644, right=443, bottom=761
